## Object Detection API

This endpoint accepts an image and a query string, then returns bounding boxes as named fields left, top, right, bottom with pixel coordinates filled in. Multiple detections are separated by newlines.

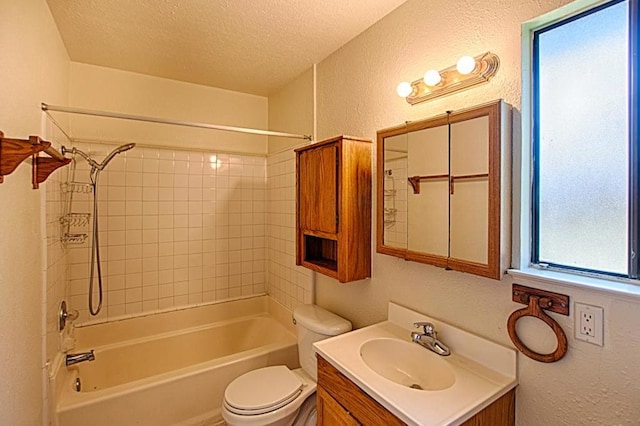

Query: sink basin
left=359, top=338, right=455, bottom=391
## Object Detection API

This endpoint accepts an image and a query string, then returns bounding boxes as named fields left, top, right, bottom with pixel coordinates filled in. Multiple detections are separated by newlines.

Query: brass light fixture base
left=405, top=52, right=500, bottom=105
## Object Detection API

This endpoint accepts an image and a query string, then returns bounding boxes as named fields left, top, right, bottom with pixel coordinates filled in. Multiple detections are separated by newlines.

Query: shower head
left=62, top=143, right=136, bottom=171
left=100, top=143, right=136, bottom=169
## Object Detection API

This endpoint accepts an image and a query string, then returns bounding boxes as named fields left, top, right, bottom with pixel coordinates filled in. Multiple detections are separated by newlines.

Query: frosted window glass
left=536, top=0, right=629, bottom=274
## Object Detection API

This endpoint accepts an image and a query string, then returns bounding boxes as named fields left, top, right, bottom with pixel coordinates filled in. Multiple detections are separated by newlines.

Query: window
left=529, top=0, right=639, bottom=280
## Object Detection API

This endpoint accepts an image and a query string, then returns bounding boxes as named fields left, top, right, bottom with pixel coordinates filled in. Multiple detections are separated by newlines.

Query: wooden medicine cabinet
left=296, top=135, right=372, bottom=283
left=376, top=100, right=511, bottom=279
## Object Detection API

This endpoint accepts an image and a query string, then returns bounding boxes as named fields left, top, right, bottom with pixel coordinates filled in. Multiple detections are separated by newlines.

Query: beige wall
left=0, top=0, right=69, bottom=425
left=267, top=67, right=314, bottom=154
left=266, top=67, right=315, bottom=310
left=67, top=63, right=269, bottom=154
left=313, top=0, right=640, bottom=424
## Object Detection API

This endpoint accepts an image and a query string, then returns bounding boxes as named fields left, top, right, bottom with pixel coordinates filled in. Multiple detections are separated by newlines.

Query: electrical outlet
left=574, top=302, right=604, bottom=346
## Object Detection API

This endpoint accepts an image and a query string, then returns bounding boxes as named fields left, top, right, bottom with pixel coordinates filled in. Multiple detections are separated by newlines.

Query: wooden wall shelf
left=0, top=130, right=70, bottom=189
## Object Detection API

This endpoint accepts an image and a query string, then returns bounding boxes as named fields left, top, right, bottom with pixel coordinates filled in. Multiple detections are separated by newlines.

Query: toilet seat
left=224, top=366, right=303, bottom=415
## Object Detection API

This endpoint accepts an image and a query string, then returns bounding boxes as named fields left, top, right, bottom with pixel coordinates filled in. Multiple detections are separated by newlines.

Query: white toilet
left=222, top=305, right=352, bottom=426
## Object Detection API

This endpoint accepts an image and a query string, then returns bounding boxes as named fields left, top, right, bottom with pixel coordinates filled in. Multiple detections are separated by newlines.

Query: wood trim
left=302, top=229, right=339, bottom=241
left=338, top=138, right=372, bottom=282
left=294, top=135, right=371, bottom=152
left=296, top=149, right=302, bottom=266
left=300, top=259, right=339, bottom=279
left=406, top=250, right=449, bottom=268
left=376, top=130, right=387, bottom=257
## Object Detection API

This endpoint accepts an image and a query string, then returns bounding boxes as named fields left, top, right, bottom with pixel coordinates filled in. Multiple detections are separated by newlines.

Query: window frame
left=515, top=0, right=640, bottom=291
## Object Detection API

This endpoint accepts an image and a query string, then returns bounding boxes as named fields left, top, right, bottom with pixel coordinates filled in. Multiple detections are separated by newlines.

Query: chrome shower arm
left=61, top=146, right=100, bottom=169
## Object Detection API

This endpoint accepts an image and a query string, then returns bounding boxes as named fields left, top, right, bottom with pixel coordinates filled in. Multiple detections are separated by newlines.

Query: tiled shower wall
left=64, top=143, right=267, bottom=323
left=43, top=120, right=71, bottom=365
left=266, top=148, right=313, bottom=310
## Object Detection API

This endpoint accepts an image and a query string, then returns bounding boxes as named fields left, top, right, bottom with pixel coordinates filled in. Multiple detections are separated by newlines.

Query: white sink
left=359, top=338, right=455, bottom=391
left=314, top=302, right=517, bottom=426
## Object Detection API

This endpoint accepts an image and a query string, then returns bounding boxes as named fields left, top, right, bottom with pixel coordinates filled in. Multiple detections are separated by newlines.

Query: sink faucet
left=65, top=350, right=95, bottom=366
left=411, top=322, right=450, bottom=356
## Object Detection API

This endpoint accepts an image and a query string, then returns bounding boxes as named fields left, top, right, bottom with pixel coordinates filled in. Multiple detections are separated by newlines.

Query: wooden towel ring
left=507, top=287, right=569, bottom=363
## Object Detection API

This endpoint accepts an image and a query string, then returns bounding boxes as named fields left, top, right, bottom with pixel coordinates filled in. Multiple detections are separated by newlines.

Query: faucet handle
left=413, top=322, right=436, bottom=336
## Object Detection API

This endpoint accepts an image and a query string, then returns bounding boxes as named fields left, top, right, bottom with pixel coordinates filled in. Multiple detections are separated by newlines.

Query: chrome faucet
left=411, top=322, right=450, bottom=356
left=65, top=350, right=95, bottom=366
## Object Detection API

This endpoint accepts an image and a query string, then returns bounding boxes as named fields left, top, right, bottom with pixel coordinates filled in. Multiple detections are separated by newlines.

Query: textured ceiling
left=46, top=0, right=407, bottom=96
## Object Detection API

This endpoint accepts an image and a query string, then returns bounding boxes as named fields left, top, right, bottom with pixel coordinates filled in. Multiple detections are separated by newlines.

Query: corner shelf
left=0, top=130, right=71, bottom=189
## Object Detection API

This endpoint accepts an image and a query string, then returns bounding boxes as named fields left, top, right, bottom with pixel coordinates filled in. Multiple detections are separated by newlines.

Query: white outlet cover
left=574, top=302, right=604, bottom=346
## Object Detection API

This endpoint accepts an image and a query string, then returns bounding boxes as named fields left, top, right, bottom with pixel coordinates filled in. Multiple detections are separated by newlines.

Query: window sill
left=507, top=267, right=640, bottom=300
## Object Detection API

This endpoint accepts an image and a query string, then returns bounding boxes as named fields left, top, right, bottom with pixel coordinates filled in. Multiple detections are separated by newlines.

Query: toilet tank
left=293, top=305, right=352, bottom=381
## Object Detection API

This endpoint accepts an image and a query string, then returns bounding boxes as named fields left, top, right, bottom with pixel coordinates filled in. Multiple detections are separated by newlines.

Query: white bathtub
left=55, top=296, right=298, bottom=426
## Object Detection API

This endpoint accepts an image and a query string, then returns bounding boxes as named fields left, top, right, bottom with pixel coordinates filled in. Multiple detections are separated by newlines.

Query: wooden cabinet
left=317, top=354, right=515, bottom=426
left=295, top=136, right=372, bottom=283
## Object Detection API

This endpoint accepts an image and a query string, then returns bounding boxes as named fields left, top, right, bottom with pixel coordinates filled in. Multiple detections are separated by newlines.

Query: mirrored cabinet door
left=382, top=133, right=408, bottom=250
left=407, top=125, right=449, bottom=258
left=449, top=115, right=490, bottom=265
left=376, top=100, right=511, bottom=280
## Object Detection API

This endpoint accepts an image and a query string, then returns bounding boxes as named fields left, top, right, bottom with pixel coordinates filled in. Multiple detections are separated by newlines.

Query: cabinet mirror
left=376, top=100, right=511, bottom=279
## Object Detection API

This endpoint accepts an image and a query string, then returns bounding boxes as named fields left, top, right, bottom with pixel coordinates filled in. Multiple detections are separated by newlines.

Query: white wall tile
left=56, top=144, right=267, bottom=324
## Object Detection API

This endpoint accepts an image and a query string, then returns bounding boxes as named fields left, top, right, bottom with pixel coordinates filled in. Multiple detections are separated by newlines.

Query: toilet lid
left=224, top=366, right=303, bottom=415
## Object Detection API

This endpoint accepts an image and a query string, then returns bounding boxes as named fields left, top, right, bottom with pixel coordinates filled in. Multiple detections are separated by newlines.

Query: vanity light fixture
left=397, top=52, right=500, bottom=105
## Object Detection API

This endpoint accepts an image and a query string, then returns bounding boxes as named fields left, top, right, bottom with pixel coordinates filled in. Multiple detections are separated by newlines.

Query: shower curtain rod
left=41, top=103, right=313, bottom=141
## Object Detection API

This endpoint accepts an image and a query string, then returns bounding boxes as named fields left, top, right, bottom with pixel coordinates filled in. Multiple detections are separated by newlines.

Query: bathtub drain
left=75, top=377, right=82, bottom=392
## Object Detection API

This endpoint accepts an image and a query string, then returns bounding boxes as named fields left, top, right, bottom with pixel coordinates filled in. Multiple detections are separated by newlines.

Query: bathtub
left=55, top=296, right=298, bottom=426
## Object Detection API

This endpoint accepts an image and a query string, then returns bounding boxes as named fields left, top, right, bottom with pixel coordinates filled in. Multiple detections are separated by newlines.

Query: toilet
left=222, top=305, right=352, bottom=426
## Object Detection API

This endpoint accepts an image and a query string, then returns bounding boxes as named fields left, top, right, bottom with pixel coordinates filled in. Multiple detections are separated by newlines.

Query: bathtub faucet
left=66, top=350, right=95, bottom=366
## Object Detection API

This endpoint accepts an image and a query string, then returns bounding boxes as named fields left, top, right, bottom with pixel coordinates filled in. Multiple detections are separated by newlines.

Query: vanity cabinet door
left=316, top=355, right=405, bottom=426
left=317, top=386, right=361, bottom=426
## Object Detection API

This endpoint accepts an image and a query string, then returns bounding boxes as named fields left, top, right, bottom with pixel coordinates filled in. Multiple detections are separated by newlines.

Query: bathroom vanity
left=317, top=356, right=515, bottom=425
left=314, top=303, right=517, bottom=425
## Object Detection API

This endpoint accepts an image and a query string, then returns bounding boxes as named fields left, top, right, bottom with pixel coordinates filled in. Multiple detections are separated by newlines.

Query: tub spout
left=66, top=350, right=95, bottom=366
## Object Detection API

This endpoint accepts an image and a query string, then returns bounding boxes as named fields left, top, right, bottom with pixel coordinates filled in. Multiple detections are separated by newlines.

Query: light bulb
left=456, top=56, right=477, bottom=75
left=209, top=155, right=221, bottom=170
left=423, top=69, right=442, bottom=86
left=396, top=81, right=413, bottom=98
